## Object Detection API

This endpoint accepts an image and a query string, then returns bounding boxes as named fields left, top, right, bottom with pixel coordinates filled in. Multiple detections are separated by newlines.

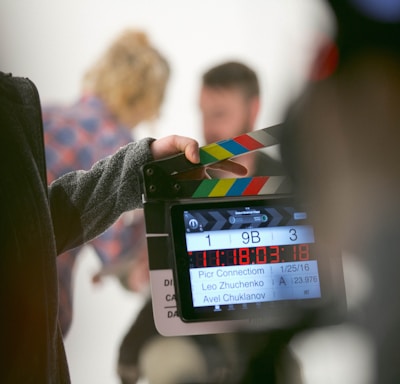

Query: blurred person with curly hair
left=42, top=28, right=170, bottom=335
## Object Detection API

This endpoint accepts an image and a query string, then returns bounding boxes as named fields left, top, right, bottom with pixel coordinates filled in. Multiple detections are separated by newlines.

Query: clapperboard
left=140, top=124, right=346, bottom=336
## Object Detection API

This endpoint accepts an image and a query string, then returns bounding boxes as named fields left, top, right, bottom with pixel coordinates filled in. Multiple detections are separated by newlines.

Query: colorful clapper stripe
left=191, top=176, right=288, bottom=198
left=199, top=128, right=280, bottom=164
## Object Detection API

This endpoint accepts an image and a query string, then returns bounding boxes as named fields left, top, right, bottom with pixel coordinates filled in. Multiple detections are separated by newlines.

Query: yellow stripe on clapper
left=202, top=143, right=233, bottom=161
left=209, top=179, right=236, bottom=197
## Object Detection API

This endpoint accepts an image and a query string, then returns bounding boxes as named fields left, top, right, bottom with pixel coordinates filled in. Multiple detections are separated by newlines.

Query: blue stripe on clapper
left=226, top=178, right=252, bottom=196
left=218, top=139, right=248, bottom=156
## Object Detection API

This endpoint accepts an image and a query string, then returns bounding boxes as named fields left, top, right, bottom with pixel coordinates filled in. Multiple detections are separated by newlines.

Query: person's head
left=82, top=29, right=170, bottom=127
left=199, top=61, right=260, bottom=144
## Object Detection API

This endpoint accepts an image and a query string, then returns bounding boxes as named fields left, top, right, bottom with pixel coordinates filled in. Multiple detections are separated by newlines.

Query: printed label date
left=280, top=263, right=310, bottom=273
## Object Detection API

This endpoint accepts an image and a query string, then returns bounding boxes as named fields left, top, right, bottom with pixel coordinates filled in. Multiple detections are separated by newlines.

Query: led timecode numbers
left=189, top=244, right=310, bottom=268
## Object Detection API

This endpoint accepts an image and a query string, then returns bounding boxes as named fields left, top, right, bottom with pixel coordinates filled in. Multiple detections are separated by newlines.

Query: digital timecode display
left=177, top=202, right=322, bottom=313
left=170, top=198, right=347, bottom=324
left=189, top=243, right=311, bottom=268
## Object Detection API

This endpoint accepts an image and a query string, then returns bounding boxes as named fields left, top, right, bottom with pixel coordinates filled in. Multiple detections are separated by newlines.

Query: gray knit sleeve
left=49, top=137, right=155, bottom=253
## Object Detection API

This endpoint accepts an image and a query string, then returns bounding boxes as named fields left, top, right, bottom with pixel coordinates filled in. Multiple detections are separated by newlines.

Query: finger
left=151, top=135, right=200, bottom=163
left=181, top=139, right=200, bottom=164
left=208, top=160, right=248, bottom=176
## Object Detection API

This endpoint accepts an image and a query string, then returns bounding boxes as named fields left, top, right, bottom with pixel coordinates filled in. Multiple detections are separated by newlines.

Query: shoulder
left=0, top=72, right=42, bottom=133
left=0, top=72, right=47, bottom=186
left=0, top=72, right=39, bottom=106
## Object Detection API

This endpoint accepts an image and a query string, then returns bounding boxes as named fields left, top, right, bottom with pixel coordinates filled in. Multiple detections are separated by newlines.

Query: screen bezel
left=170, top=195, right=343, bottom=324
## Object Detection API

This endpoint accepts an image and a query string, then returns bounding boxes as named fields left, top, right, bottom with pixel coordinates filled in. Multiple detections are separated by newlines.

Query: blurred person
left=199, top=61, right=299, bottom=383
left=199, top=61, right=300, bottom=384
left=200, top=61, right=260, bottom=143
left=42, top=29, right=170, bottom=334
left=280, top=0, right=400, bottom=382
left=199, top=60, right=285, bottom=177
left=0, top=69, right=209, bottom=383
left=117, top=62, right=302, bottom=384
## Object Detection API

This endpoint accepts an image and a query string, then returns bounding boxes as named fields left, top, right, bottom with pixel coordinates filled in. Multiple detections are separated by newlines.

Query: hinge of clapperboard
left=141, top=124, right=291, bottom=201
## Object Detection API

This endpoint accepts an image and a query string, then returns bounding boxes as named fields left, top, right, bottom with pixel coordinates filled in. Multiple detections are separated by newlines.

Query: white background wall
left=0, top=0, right=333, bottom=143
left=2, top=1, right=373, bottom=384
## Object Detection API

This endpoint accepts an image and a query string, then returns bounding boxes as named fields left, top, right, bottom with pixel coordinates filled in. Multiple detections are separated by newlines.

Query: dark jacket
left=0, top=72, right=153, bottom=383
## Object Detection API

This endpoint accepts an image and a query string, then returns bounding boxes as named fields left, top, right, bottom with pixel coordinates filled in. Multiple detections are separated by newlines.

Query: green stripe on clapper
left=199, top=149, right=218, bottom=164
left=192, top=179, right=220, bottom=197
left=199, top=143, right=233, bottom=164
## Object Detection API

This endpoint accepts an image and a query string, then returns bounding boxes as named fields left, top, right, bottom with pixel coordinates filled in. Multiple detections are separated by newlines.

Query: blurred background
left=0, top=0, right=332, bottom=143
left=1, top=1, right=373, bottom=383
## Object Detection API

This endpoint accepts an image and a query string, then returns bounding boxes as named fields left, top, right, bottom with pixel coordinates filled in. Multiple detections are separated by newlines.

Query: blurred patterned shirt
left=43, top=95, right=137, bottom=334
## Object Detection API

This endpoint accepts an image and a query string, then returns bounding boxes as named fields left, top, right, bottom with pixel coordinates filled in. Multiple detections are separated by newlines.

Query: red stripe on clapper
left=234, top=135, right=265, bottom=150
left=242, top=176, right=269, bottom=195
